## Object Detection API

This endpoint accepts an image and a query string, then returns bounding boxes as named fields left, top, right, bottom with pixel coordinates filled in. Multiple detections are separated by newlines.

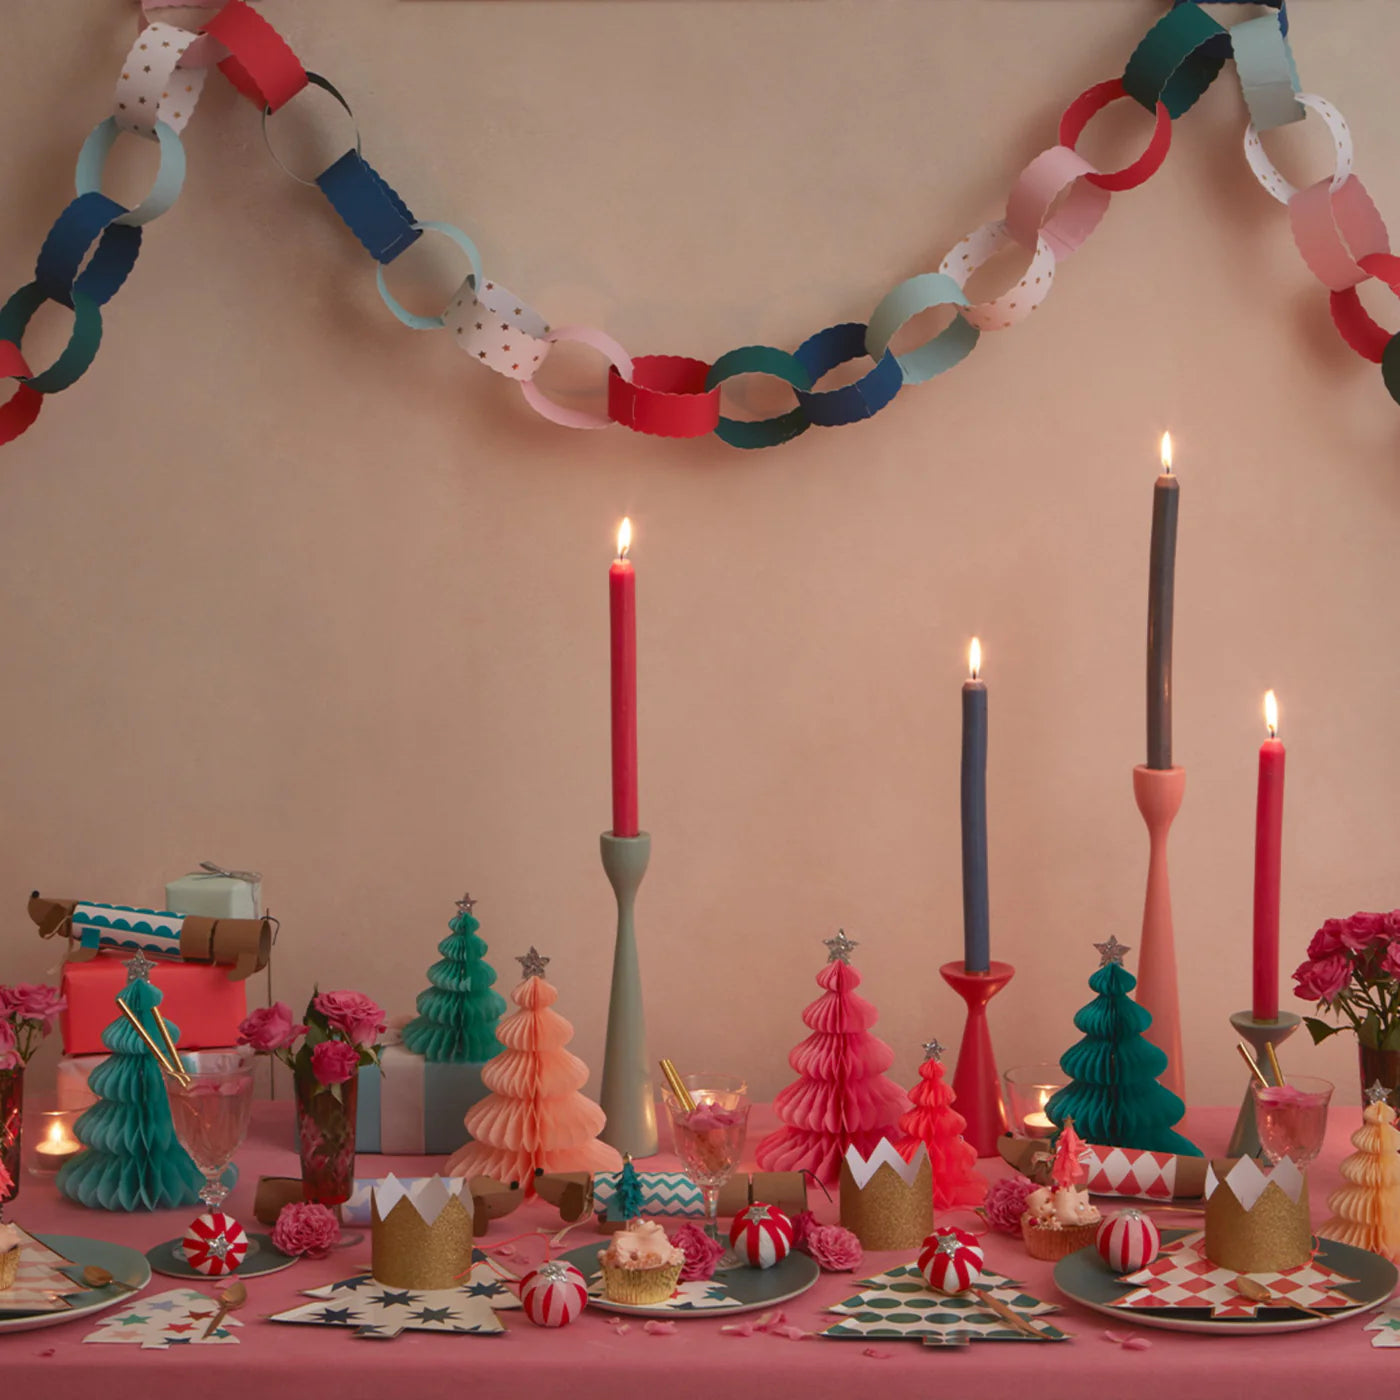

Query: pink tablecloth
left=0, top=1103, right=1393, bottom=1397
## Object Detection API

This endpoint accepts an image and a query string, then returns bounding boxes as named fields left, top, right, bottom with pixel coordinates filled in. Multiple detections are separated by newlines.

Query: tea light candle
left=1022, top=1088, right=1055, bottom=1139
left=31, top=1111, right=81, bottom=1171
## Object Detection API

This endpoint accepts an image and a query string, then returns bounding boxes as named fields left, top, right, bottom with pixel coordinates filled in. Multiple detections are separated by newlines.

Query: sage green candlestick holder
left=598, top=830, right=657, bottom=1158
left=1227, top=1009, right=1301, bottom=1159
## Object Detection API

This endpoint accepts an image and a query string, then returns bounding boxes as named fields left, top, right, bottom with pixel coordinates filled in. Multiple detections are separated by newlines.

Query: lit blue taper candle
left=960, top=637, right=990, bottom=973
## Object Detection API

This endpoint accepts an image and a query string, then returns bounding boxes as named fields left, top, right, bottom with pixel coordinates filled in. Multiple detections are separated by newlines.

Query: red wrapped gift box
left=60, top=953, right=248, bottom=1056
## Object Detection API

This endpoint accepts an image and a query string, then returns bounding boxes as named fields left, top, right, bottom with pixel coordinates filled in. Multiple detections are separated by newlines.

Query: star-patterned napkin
left=586, top=1276, right=732, bottom=1311
left=270, top=1255, right=519, bottom=1340
left=83, top=1289, right=243, bottom=1348
left=1365, top=1297, right=1400, bottom=1347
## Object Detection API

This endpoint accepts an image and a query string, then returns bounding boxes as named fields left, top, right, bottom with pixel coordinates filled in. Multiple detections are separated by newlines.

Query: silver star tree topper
left=1094, top=935, right=1130, bottom=968
left=516, top=946, right=550, bottom=979
left=824, top=929, right=859, bottom=964
left=125, top=950, right=156, bottom=983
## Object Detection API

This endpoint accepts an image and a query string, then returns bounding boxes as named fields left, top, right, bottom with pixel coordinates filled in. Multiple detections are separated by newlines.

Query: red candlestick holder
left=940, top=959, right=1015, bottom=1157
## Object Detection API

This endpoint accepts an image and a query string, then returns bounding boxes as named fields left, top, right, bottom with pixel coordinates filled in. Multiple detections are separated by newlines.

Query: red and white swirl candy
left=181, top=1212, right=249, bottom=1276
left=917, top=1227, right=984, bottom=1294
left=1096, top=1209, right=1160, bottom=1274
left=728, top=1202, right=794, bottom=1269
left=520, top=1260, right=589, bottom=1328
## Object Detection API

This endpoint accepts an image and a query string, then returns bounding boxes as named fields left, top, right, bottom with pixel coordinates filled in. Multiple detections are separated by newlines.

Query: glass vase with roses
left=238, top=991, right=385, bottom=1207
left=1294, top=909, right=1400, bottom=1108
left=0, top=984, right=66, bottom=1205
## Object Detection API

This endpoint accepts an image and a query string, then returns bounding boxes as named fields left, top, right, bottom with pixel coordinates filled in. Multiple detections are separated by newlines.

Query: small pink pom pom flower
left=983, top=1174, right=1036, bottom=1233
left=272, top=1201, right=340, bottom=1258
left=805, top=1224, right=862, bottom=1273
left=672, top=1222, right=725, bottom=1281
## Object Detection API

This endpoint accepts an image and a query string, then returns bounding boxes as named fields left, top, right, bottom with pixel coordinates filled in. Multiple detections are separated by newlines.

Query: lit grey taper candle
left=1146, top=432, right=1179, bottom=771
left=960, top=637, right=990, bottom=974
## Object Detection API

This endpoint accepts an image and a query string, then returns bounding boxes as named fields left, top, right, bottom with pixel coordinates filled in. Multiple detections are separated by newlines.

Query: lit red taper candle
left=1252, top=689, right=1285, bottom=1021
left=610, top=518, right=639, bottom=838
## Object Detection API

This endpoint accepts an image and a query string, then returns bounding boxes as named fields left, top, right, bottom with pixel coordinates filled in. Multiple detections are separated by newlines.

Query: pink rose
left=271, top=1201, right=340, bottom=1258
left=0, top=987, right=18, bottom=1017
left=982, top=1174, right=1036, bottom=1233
left=1307, top=919, right=1348, bottom=959
left=1341, top=912, right=1390, bottom=952
left=310, top=1039, right=360, bottom=1086
left=671, top=1221, right=725, bottom=1281
left=805, top=1224, right=863, bottom=1272
left=0, top=1020, right=17, bottom=1072
left=238, top=1003, right=306, bottom=1053
left=1382, top=941, right=1400, bottom=979
left=313, top=991, right=386, bottom=1048
left=6, top=984, right=65, bottom=1030
left=1294, top=952, right=1351, bottom=1004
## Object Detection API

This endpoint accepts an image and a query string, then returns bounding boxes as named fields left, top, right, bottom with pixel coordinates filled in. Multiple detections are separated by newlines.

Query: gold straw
left=1236, top=1040, right=1269, bottom=1090
left=1263, top=1040, right=1285, bottom=1087
left=151, top=1006, right=184, bottom=1078
left=119, top=1001, right=187, bottom=1083
left=658, top=1058, right=696, bottom=1112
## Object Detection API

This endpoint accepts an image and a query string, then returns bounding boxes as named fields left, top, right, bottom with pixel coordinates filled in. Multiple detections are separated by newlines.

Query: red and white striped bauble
left=1096, top=1209, right=1160, bottom=1273
left=181, top=1212, right=249, bottom=1276
left=917, top=1227, right=984, bottom=1294
left=519, top=1261, right=589, bottom=1328
left=728, top=1203, right=794, bottom=1269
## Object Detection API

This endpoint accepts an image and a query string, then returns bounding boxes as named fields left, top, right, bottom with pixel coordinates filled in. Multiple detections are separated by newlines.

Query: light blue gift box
left=165, top=864, right=261, bottom=920
left=356, top=1043, right=490, bottom=1156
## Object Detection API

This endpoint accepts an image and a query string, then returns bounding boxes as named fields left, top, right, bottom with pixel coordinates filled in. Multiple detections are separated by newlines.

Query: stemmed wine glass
left=662, top=1073, right=750, bottom=1245
left=162, top=1048, right=256, bottom=1217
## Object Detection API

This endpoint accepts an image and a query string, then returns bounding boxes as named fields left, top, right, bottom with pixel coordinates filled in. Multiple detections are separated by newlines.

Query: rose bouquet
left=0, top=983, right=66, bottom=1069
left=239, top=990, right=385, bottom=1204
left=0, top=983, right=64, bottom=1203
left=1294, top=910, right=1400, bottom=1052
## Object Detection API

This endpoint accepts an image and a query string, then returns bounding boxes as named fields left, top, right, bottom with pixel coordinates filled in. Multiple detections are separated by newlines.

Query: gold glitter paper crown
left=838, top=1139, right=933, bottom=1251
left=370, top=1175, right=475, bottom=1290
left=1202, top=1156, right=1310, bottom=1273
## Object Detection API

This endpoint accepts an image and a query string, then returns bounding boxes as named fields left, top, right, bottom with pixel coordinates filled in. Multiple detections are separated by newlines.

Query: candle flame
left=46, top=1121, right=64, bottom=1147
left=1037, top=1087, right=1049, bottom=1112
left=968, top=637, right=981, bottom=681
left=1160, top=431, right=1173, bottom=473
left=616, top=517, right=632, bottom=559
left=1264, top=689, right=1279, bottom=739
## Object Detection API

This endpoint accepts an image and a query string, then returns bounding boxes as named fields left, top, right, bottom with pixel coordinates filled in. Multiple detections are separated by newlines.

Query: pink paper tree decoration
left=1051, top=1118, right=1090, bottom=1192
left=443, top=947, right=621, bottom=1194
left=756, top=931, right=910, bottom=1185
left=894, top=1039, right=987, bottom=1210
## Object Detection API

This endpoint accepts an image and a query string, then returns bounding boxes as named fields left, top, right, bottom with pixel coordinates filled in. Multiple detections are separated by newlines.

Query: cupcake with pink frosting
left=598, top=1219, right=683, bottom=1304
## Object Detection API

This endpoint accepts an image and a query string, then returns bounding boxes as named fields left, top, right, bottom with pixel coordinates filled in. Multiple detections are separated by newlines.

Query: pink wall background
left=1, top=0, right=1398, bottom=1110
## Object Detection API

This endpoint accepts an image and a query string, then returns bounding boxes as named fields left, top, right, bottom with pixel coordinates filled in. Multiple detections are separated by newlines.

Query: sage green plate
left=560, top=1242, right=819, bottom=1318
left=0, top=1233, right=151, bottom=1333
left=1054, top=1228, right=1397, bottom=1335
left=148, top=1230, right=296, bottom=1279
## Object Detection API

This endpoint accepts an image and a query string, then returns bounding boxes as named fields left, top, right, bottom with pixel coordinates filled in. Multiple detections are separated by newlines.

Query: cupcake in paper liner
left=598, top=1219, right=684, bottom=1304
left=0, top=1222, right=22, bottom=1291
left=1020, top=1184, right=1101, bottom=1261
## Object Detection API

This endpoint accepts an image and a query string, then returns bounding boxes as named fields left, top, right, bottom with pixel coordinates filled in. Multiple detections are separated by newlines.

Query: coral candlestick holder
left=1133, top=765, right=1186, bottom=1105
left=1226, top=1009, right=1301, bottom=1159
left=939, top=959, right=1015, bottom=1157
left=598, top=831, right=658, bottom=1159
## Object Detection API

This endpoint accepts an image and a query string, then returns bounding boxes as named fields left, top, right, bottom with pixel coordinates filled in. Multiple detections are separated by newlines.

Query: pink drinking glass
left=1251, top=1075, right=1333, bottom=1170
left=162, top=1048, right=256, bottom=1212
left=662, top=1074, right=749, bottom=1231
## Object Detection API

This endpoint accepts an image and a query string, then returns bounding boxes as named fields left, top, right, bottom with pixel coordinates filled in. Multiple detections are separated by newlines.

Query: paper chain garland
left=3, top=0, right=1399, bottom=452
